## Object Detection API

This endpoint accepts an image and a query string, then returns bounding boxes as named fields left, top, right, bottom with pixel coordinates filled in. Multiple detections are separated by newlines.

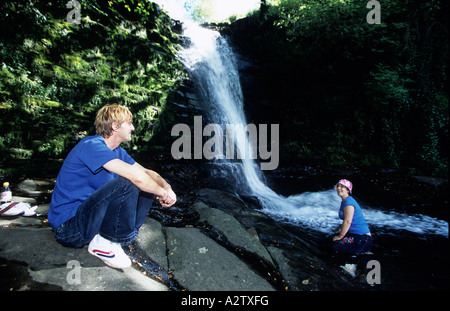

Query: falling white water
left=180, top=22, right=271, bottom=195
left=177, top=18, right=448, bottom=237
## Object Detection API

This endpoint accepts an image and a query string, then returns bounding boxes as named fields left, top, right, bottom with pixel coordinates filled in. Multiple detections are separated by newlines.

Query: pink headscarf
left=337, top=179, right=353, bottom=194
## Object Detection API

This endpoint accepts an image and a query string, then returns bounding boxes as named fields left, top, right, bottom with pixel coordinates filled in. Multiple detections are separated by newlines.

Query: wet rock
left=149, top=204, right=199, bottom=227
left=0, top=257, right=62, bottom=291
left=135, top=217, right=168, bottom=270
left=0, top=227, right=168, bottom=291
left=0, top=227, right=94, bottom=271
left=266, top=246, right=301, bottom=290
left=15, top=179, right=54, bottom=200
left=0, top=216, right=42, bottom=227
left=30, top=264, right=168, bottom=291
left=193, top=201, right=274, bottom=266
left=195, top=188, right=248, bottom=214
left=36, top=203, right=50, bottom=216
left=164, top=226, right=275, bottom=291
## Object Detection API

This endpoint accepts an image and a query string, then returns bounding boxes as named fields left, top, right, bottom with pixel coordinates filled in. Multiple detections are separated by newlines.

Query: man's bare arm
left=133, top=163, right=171, bottom=190
left=103, top=159, right=176, bottom=207
left=103, top=159, right=166, bottom=198
left=132, top=162, right=177, bottom=207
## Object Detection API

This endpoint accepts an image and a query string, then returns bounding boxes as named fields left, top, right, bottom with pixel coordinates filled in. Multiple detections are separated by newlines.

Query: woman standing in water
left=333, top=179, right=373, bottom=254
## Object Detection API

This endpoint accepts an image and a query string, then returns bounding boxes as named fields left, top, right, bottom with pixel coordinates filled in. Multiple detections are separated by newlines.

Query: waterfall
left=180, top=23, right=273, bottom=194
left=177, top=22, right=448, bottom=237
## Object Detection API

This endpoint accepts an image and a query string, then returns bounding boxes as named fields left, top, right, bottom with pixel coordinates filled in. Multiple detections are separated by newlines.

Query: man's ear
left=111, top=121, right=120, bottom=132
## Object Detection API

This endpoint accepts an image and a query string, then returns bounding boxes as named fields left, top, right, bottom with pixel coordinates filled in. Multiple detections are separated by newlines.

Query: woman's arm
left=333, top=205, right=355, bottom=241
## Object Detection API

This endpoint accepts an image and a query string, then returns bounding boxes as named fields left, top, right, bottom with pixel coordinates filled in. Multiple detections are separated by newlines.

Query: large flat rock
left=0, top=226, right=167, bottom=291
left=164, top=226, right=275, bottom=291
left=194, top=202, right=274, bottom=266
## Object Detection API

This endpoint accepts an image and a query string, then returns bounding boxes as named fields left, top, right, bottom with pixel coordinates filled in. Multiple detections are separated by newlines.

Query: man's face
left=115, top=121, right=135, bottom=142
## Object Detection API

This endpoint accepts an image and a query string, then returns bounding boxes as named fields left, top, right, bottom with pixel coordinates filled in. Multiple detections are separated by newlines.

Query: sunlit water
left=178, top=18, right=448, bottom=238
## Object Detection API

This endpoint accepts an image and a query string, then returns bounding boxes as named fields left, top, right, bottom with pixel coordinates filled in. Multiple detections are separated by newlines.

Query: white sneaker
left=340, top=263, right=357, bottom=277
left=88, top=234, right=131, bottom=269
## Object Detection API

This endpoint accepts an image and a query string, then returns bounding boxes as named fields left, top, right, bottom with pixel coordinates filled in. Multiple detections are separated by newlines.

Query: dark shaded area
left=220, top=0, right=448, bottom=178
left=0, top=258, right=62, bottom=291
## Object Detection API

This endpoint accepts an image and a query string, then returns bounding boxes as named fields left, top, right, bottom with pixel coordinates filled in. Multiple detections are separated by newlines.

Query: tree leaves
left=0, top=0, right=186, bottom=161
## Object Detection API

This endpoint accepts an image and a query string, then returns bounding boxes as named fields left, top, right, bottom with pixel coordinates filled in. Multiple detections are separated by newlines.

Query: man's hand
left=157, top=188, right=177, bottom=207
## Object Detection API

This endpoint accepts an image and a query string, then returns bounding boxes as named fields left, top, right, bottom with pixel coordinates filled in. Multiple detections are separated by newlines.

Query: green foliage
left=0, top=0, right=186, bottom=162
left=190, top=0, right=216, bottom=23
left=229, top=0, right=448, bottom=176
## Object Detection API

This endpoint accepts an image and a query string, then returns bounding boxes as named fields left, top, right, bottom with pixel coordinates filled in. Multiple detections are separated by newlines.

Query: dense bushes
left=225, top=0, right=448, bottom=176
left=0, top=0, right=186, bottom=165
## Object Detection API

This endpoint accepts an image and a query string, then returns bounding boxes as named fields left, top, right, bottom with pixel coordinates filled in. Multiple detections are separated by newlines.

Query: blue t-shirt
left=339, top=196, right=370, bottom=235
left=48, top=135, right=135, bottom=228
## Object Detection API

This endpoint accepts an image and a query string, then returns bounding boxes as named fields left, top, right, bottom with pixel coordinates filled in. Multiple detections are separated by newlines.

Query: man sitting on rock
left=48, top=104, right=176, bottom=269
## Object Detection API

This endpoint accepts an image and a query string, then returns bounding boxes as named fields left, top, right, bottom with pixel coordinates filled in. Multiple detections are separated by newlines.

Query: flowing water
left=179, top=23, right=448, bottom=239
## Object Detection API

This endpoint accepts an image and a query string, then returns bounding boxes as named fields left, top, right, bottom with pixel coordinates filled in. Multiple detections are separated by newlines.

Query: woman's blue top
left=339, top=196, right=370, bottom=235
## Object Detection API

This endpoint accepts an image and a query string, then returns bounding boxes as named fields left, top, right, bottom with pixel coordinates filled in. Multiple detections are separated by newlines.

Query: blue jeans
left=332, top=234, right=373, bottom=254
left=53, top=176, right=155, bottom=248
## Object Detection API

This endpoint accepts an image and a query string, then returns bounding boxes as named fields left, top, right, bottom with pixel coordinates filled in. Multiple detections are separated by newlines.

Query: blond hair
left=94, top=104, right=133, bottom=138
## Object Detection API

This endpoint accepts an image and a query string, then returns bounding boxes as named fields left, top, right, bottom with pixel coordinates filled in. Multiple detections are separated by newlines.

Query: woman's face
left=336, top=183, right=349, bottom=198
